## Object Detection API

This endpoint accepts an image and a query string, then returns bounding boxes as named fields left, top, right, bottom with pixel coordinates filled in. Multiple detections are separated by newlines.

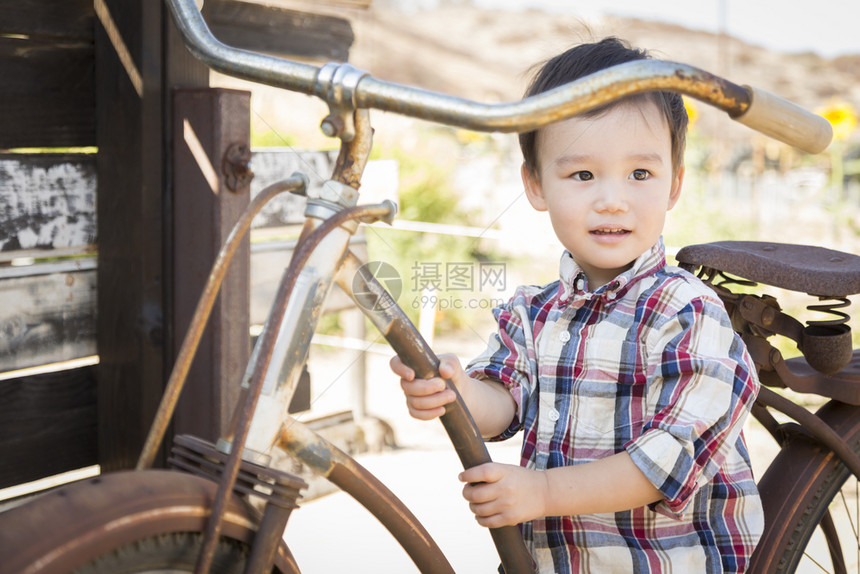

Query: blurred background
left=221, top=0, right=860, bottom=358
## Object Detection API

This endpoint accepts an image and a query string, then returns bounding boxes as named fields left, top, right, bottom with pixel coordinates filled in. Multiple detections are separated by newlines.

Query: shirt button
left=559, top=331, right=570, bottom=343
left=548, top=408, right=560, bottom=422
left=606, top=291, right=616, bottom=301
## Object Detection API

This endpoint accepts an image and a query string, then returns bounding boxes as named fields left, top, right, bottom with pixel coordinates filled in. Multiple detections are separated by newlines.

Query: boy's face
left=522, top=101, right=683, bottom=288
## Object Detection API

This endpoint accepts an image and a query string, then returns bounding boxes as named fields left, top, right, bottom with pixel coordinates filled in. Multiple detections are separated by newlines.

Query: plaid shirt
left=467, top=239, right=763, bottom=573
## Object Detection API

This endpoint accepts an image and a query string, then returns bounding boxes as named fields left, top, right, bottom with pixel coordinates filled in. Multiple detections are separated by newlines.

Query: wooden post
left=172, top=88, right=251, bottom=443
left=95, top=0, right=208, bottom=471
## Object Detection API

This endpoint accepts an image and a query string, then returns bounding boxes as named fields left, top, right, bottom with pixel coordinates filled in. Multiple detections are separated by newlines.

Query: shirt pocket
left=569, top=337, right=638, bottom=437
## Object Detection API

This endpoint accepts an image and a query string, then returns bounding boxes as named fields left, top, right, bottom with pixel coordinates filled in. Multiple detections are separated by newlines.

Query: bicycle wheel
left=750, top=399, right=860, bottom=573
left=74, top=532, right=248, bottom=573
left=0, top=469, right=298, bottom=574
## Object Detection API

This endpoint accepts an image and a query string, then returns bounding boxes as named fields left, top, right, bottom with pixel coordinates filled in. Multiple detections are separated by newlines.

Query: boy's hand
left=459, top=462, right=548, bottom=528
left=389, top=354, right=467, bottom=421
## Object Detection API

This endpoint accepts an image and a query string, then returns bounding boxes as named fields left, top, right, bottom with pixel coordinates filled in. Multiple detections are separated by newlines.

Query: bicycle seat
left=676, top=241, right=860, bottom=297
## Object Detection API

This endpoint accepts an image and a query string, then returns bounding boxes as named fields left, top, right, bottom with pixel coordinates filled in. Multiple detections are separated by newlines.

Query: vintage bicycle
left=1, top=0, right=857, bottom=572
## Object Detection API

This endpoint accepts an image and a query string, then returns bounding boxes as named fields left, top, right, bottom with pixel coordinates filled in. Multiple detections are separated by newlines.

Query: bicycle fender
left=0, top=469, right=298, bottom=574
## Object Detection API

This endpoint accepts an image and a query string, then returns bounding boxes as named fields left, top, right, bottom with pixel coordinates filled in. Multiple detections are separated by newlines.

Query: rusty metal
left=166, top=434, right=306, bottom=574
left=819, top=510, right=848, bottom=573
left=337, top=250, right=536, bottom=573
left=331, top=108, right=373, bottom=187
left=168, top=434, right=306, bottom=509
left=749, top=399, right=860, bottom=573
left=222, top=142, right=254, bottom=192
left=194, top=201, right=396, bottom=574
left=0, top=469, right=298, bottom=574
left=750, top=401, right=785, bottom=445
left=801, top=323, right=854, bottom=376
left=678, top=240, right=860, bottom=400
left=754, top=343, right=860, bottom=405
left=277, top=418, right=456, bottom=574
left=137, top=174, right=308, bottom=471
left=677, top=241, right=860, bottom=297
left=755, top=386, right=860, bottom=481
left=726, top=291, right=854, bottom=376
left=243, top=501, right=296, bottom=574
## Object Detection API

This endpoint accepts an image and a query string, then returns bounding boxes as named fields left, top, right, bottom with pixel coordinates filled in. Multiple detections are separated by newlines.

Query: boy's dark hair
left=519, top=37, right=688, bottom=178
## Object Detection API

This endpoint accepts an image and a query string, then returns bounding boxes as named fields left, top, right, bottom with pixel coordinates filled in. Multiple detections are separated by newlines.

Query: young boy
left=390, top=37, right=763, bottom=572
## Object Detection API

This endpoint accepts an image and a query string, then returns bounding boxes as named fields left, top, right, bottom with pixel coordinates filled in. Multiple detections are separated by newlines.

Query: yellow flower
left=818, top=100, right=857, bottom=141
left=683, top=97, right=699, bottom=130
left=455, top=129, right=485, bottom=146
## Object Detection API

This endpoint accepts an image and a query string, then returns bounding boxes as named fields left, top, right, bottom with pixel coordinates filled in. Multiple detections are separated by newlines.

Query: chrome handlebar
left=166, top=0, right=832, bottom=153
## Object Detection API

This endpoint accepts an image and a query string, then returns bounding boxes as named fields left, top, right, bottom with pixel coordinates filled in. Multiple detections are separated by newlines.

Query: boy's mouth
left=590, top=227, right=630, bottom=235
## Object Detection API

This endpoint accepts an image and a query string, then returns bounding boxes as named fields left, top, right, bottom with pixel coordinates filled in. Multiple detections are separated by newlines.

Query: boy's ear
left=521, top=163, right=547, bottom=211
left=667, top=165, right=685, bottom=211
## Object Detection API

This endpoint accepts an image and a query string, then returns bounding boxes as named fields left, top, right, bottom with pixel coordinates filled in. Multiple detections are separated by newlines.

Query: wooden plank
left=95, top=0, right=210, bottom=471
left=94, top=0, right=168, bottom=472
left=0, top=366, right=97, bottom=489
left=0, top=267, right=96, bottom=373
left=0, top=154, right=96, bottom=255
left=0, top=0, right=94, bottom=40
left=0, top=37, right=95, bottom=149
left=205, top=0, right=354, bottom=62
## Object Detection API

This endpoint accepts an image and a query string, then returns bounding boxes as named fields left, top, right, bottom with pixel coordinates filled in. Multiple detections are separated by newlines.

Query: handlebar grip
left=733, top=86, right=833, bottom=154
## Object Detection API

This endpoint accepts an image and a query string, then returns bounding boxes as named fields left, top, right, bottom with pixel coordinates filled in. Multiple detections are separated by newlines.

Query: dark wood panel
left=0, top=0, right=94, bottom=40
left=205, top=0, right=354, bottom=62
left=95, top=0, right=168, bottom=472
left=0, top=366, right=97, bottom=489
left=0, top=154, right=97, bottom=254
left=95, top=0, right=211, bottom=471
left=0, top=37, right=95, bottom=148
left=0, top=268, right=96, bottom=372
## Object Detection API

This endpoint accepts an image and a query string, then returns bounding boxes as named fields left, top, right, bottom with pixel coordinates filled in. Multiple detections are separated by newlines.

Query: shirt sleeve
left=624, top=292, right=760, bottom=519
left=465, top=290, right=539, bottom=441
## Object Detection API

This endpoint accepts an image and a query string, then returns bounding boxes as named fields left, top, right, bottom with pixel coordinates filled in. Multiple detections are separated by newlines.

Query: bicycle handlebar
left=166, top=0, right=832, bottom=154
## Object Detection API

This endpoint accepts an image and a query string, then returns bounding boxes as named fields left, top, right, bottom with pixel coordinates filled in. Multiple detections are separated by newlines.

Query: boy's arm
left=461, top=452, right=662, bottom=528
left=543, top=451, right=662, bottom=515
left=391, top=354, right=517, bottom=438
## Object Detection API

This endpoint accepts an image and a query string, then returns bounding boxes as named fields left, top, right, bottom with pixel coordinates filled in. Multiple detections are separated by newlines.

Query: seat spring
left=806, top=295, right=851, bottom=328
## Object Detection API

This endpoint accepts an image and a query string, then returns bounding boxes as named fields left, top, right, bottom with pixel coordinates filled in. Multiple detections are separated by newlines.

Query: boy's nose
left=594, top=183, right=629, bottom=213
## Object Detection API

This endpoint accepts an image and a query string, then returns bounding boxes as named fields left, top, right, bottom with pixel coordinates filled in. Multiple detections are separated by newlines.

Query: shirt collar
left=557, top=238, right=667, bottom=306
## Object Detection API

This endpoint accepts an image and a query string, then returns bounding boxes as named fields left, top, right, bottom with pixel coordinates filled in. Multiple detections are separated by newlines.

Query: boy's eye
left=571, top=170, right=594, bottom=181
left=631, top=169, right=650, bottom=181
